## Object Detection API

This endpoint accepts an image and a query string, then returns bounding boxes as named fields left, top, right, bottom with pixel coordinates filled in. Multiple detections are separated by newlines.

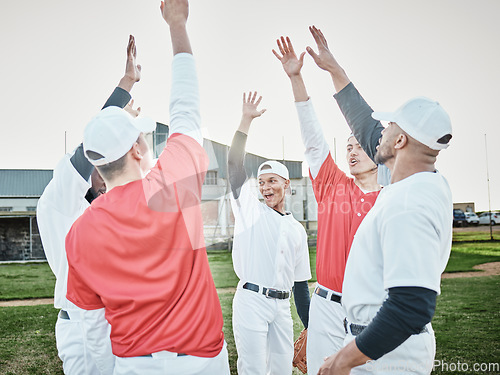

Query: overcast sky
left=2, top=0, right=499, bottom=211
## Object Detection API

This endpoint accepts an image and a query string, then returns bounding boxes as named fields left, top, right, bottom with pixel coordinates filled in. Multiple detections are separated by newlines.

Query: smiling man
left=227, top=91, right=311, bottom=375
left=273, top=35, right=381, bottom=375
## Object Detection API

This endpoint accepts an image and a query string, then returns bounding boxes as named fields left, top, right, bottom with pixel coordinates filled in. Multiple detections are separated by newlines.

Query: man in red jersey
left=64, top=1, right=229, bottom=374
left=273, top=32, right=381, bottom=375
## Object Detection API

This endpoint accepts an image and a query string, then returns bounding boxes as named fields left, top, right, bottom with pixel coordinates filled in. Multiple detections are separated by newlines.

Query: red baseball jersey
left=66, top=134, right=224, bottom=358
left=312, top=153, right=380, bottom=293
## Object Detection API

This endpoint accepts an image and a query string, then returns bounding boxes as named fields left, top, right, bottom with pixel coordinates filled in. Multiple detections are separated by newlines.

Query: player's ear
left=130, top=142, right=144, bottom=161
left=394, top=133, right=407, bottom=150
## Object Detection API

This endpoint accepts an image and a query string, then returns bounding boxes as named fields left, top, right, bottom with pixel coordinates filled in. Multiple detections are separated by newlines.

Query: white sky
left=2, top=0, right=499, bottom=211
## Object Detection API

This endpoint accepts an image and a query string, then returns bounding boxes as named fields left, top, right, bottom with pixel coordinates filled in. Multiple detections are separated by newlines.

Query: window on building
left=26, top=207, right=37, bottom=211
left=203, top=170, right=218, bottom=185
left=0, top=207, right=13, bottom=212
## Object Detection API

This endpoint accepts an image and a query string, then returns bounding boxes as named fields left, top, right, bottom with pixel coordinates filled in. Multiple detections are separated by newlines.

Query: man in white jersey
left=318, top=97, right=453, bottom=374
left=37, top=35, right=142, bottom=374
left=227, top=92, right=312, bottom=374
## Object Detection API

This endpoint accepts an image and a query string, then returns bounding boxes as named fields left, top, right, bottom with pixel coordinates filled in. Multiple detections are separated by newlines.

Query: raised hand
left=307, top=25, right=350, bottom=92
left=272, top=36, right=305, bottom=78
left=242, top=91, right=266, bottom=120
left=238, top=91, right=266, bottom=135
left=124, top=35, right=141, bottom=83
left=306, top=26, right=342, bottom=73
left=160, top=0, right=189, bottom=27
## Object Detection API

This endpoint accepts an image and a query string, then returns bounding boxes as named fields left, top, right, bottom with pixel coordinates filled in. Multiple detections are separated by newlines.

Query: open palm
left=272, top=36, right=305, bottom=77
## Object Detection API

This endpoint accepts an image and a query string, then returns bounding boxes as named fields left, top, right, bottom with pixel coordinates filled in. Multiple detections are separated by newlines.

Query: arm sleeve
left=355, top=287, right=437, bottom=360
left=81, top=308, right=115, bottom=375
left=293, top=280, right=311, bottom=328
left=294, top=99, right=330, bottom=179
left=169, top=53, right=203, bottom=146
left=227, top=131, right=249, bottom=199
left=333, top=82, right=382, bottom=162
left=333, top=83, right=391, bottom=186
left=101, top=86, right=132, bottom=110
left=70, top=86, right=132, bottom=180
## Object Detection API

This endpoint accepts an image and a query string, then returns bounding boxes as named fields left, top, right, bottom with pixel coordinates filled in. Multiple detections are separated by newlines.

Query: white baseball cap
left=83, top=106, right=156, bottom=166
left=257, top=160, right=289, bottom=180
left=371, top=97, right=452, bottom=150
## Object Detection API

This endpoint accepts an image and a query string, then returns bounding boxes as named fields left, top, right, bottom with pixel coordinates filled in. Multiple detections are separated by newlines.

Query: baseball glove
left=292, top=328, right=307, bottom=374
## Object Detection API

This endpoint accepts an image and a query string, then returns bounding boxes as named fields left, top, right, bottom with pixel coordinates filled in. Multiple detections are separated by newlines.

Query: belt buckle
left=265, top=288, right=277, bottom=299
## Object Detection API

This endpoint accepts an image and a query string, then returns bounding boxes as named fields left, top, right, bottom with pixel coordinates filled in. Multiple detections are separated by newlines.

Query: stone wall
left=0, top=217, right=45, bottom=261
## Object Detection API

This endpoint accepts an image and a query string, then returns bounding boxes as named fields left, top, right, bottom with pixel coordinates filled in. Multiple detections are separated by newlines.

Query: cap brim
left=133, top=116, right=156, bottom=133
left=371, top=111, right=396, bottom=122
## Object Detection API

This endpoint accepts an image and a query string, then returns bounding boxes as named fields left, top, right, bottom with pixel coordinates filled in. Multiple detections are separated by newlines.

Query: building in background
left=0, top=169, right=51, bottom=260
left=0, top=125, right=316, bottom=260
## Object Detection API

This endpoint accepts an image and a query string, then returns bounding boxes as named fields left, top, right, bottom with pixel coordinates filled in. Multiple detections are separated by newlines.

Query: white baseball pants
left=307, top=284, right=346, bottom=375
left=113, top=342, right=229, bottom=375
left=55, top=309, right=101, bottom=374
left=345, top=323, right=435, bottom=374
left=232, top=288, right=293, bottom=375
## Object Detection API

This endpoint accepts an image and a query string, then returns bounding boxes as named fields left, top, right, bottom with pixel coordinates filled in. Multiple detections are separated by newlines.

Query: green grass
left=433, top=276, right=500, bottom=374
left=0, top=305, right=61, bottom=375
left=0, top=263, right=55, bottom=300
left=0, top=232, right=499, bottom=374
left=452, top=229, right=500, bottom=242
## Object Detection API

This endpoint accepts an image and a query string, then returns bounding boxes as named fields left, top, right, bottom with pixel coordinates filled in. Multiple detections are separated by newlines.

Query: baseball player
left=273, top=34, right=381, bottom=375
left=319, top=97, right=453, bottom=375
left=64, top=1, right=230, bottom=374
left=37, top=35, right=141, bottom=374
left=227, top=91, right=312, bottom=375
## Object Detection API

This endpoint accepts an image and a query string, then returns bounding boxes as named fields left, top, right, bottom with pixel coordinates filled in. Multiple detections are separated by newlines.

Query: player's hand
left=306, top=26, right=342, bottom=74
left=124, top=35, right=141, bottom=83
left=124, top=99, right=141, bottom=118
left=160, top=0, right=189, bottom=27
left=272, top=36, right=305, bottom=78
left=318, top=353, right=351, bottom=375
left=242, top=91, right=266, bottom=120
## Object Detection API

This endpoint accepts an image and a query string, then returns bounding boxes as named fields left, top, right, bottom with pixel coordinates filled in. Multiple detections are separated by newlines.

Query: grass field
left=0, top=231, right=499, bottom=374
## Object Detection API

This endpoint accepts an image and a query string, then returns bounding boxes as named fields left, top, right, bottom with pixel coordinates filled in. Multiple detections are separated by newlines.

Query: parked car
left=453, top=209, right=467, bottom=227
left=464, top=212, right=479, bottom=226
left=478, top=212, right=500, bottom=225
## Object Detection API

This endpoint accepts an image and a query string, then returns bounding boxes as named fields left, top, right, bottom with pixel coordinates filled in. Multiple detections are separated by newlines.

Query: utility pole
left=333, top=137, right=337, bottom=162
left=485, top=134, right=493, bottom=240
left=64, top=131, right=67, bottom=154
left=282, top=136, right=285, bottom=161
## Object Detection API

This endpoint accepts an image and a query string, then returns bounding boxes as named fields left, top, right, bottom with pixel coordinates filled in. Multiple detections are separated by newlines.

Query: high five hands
left=272, top=36, right=305, bottom=78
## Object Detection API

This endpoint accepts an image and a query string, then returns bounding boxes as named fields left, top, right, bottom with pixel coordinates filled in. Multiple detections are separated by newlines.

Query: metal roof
left=0, top=138, right=302, bottom=198
left=0, top=169, right=53, bottom=197
left=205, top=139, right=302, bottom=179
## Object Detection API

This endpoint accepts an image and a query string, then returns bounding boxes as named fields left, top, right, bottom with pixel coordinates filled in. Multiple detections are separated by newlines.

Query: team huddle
left=37, top=1, right=454, bottom=374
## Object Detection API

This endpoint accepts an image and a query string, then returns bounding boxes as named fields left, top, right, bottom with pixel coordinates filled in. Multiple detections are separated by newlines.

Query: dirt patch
left=441, top=262, right=500, bottom=279
left=453, top=225, right=500, bottom=233
left=0, top=298, right=53, bottom=307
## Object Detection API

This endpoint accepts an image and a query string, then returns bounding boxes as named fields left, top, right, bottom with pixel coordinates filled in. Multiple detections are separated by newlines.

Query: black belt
left=343, top=318, right=428, bottom=336
left=243, top=282, right=290, bottom=299
left=59, top=310, right=70, bottom=320
left=314, top=286, right=341, bottom=304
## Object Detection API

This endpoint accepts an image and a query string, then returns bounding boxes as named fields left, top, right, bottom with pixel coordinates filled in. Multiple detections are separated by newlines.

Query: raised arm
left=228, top=92, right=266, bottom=199
left=160, top=0, right=192, bottom=55
left=160, top=0, right=202, bottom=145
left=307, top=26, right=384, bottom=164
left=72, top=35, right=141, bottom=183
left=272, top=36, right=308, bottom=102
left=273, top=36, right=329, bottom=179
